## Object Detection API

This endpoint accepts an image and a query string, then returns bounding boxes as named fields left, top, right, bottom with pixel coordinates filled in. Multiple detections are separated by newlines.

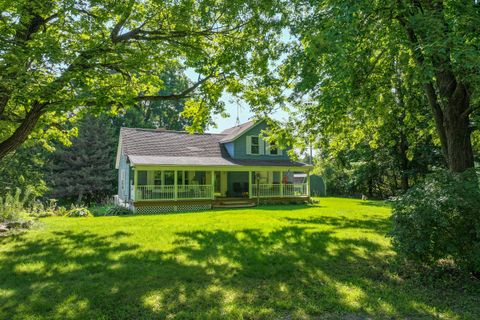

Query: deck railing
left=177, top=185, right=213, bottom=199
left=251, top=183, right=308, bottom=198
left=135, top=185, right=213, bottom=201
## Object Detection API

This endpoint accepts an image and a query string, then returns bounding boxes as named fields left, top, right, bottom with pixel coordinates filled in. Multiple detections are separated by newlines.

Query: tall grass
left=0, top=188, right=35, bottom=226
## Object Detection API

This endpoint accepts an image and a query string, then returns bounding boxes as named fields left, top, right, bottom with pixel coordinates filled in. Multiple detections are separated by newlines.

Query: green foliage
left=391, top=169, right=480, bottom=273
left=105, top=206, right=133, bottom=216
left=113, top=67, right=197, bottom=131
left=0, top=0, right=283, bottom=158
left=30, top=199, right=68, bottom=218
left=318, top=140, right=444, bottom=198
left=67, top=205, right=93, bottom=218
left=0, top=146, right=48, bottom=198
left=244, top=0, right=480, bottom=174
left=46, top=115, right=117, bottom=204
left=0, top=188, right=35, bottom=228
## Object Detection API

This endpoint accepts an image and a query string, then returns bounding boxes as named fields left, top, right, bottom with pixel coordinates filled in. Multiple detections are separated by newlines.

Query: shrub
left=105, top=206, right=132, bottom=216
left=0, top=188, right=35, bottom=229
left=67, top=205, right=93, bottom=217
left=30, top=199, right=68, bottom=218
left=390, top=169, right=480, bottom=273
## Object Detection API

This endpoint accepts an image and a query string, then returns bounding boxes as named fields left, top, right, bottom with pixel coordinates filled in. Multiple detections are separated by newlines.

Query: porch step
left=213, top=199, right=256, bottom=208
left=221, top=200, right=253, bottom=205
left=213, top=202, right=256, bottom=208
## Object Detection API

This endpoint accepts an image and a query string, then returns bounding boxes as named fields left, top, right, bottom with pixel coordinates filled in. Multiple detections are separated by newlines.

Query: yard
left=1, top=198, right=479, bottom=319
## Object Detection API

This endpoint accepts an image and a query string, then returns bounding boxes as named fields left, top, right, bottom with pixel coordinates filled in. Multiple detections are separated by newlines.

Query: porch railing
left=251, top=183, right=308, bottom=198
left=135, top=185, right=213, bottom=201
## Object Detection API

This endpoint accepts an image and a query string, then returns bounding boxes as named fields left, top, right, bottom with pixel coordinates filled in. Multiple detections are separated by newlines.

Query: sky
left=208, top=92, right=254, bottom=133
left=207, top=93, right=290, bottom=133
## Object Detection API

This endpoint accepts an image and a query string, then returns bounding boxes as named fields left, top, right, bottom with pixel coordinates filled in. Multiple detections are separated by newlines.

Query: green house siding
left=232, top=121, right=291, bottom=160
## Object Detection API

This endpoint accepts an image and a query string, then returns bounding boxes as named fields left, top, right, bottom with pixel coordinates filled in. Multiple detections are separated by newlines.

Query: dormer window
left=251, top=136, right=259, bottom=154
left=266, top=141, right=282, bottom=156
left=269, top=142, right=278, bottom=155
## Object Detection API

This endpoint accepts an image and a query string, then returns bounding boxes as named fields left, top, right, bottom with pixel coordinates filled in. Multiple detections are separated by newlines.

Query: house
left=115, top=119, right=312, bottom=213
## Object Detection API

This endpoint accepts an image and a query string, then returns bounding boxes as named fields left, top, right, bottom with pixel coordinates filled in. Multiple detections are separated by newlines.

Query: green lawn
left=1, top=198, right=478, bottom=319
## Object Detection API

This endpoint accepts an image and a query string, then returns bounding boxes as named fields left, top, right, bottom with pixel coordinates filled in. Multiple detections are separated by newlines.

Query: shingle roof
left=120, top=128, right=225, bottom=158
left=219, top=120, right=256, bottom=143
left=119, top=125, right=310, bottom=168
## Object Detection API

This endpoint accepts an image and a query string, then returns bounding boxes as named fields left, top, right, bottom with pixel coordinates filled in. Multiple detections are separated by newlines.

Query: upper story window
left=251, top=136, right=259, bottom=154
left=269, top=142, right=278, bottom=155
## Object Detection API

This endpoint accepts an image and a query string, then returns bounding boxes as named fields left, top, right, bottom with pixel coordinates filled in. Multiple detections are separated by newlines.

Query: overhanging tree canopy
left=246, top=0, right=480, bottom=173
left=0, top=0, right=282, bottom=159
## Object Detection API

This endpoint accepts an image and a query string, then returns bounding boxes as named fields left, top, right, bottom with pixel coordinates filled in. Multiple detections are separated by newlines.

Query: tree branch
left=136, top=73, right=217, bottom=101
left=461, top=104, right=479, bottom=119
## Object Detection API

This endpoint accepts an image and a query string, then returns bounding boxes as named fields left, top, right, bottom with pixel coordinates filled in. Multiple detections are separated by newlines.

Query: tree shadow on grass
left=358, top=200, right=392, bottom=208
left=284, top=215, right=392, bottom=234
left=0, top=226, right=478, bottom=319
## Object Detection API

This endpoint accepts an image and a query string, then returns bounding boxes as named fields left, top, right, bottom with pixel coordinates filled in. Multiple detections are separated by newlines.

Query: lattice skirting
left=134, top=203, right=212, bottom=214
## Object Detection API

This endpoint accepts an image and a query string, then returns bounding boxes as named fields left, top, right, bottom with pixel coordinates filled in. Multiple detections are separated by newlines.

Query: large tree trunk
left=396, top=3, right=475, bottom=173
left=0, top=103, right=45, bottom=160
left=425, top=77, right=474, bottom=173
left=443, top=85, right=474, bottom=172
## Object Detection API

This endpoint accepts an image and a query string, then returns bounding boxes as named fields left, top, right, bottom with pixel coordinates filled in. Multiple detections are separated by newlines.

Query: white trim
left=115, top=135, right=123, bottom=169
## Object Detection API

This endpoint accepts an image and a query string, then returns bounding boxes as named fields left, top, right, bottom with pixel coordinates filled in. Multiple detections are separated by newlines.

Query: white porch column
left=133, top=168, right=138, bottom=201
left=211, top=170, right=215, bottom=199
left=174, top=170, right=178, bottom=200
left=248, top=171, right=252, bottom=198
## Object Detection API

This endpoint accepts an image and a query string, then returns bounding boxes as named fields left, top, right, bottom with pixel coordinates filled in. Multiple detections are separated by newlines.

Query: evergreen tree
left=47, top=115, right=117, bottom=204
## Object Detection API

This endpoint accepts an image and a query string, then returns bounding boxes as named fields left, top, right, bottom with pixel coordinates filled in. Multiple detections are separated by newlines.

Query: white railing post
left=280, top=171, right=283, bottom=197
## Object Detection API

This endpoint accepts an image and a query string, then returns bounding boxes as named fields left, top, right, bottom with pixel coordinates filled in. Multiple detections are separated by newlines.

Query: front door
left=227, top=171, right=249, bottom=197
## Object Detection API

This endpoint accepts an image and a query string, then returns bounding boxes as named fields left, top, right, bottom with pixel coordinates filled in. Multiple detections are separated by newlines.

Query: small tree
left=47, top=115, right=116, bottom=204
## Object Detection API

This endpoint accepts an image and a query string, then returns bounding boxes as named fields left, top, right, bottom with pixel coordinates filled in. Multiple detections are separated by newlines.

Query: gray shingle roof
left=119, top=126, right=310, bottom=168
left=121, top=128, right=225, bottom=158
left=219, top=120, right=256, bottom=143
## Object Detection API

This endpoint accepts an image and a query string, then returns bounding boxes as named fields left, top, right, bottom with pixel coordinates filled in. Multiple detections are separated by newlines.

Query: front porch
left=129, top=167, right=310, bottom=203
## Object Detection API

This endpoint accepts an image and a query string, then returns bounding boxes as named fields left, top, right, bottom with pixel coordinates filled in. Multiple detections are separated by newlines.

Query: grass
left=88, top=204, right=111, bottom=216
left=0, top=197, right=478, bottom=319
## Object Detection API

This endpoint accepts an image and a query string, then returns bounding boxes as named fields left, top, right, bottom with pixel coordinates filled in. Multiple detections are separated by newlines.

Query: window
left=269, top=142, right=278, bottom=155
left=177, top=171, right=185, bottom=185
left=120, top=170, right=125, bottom=193
left=251, top=136, right=259, bottom=154
left=273, top=171, right=280, bottom=184
left=154, top=171, right=162, bottom=185
left=164, top=171, right=174, bottom=185
left=138, top=171, right=147, bottom=185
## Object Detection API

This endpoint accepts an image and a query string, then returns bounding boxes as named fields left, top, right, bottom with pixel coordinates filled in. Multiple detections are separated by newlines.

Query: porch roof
left=128, top=155, right=309, bottom=167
